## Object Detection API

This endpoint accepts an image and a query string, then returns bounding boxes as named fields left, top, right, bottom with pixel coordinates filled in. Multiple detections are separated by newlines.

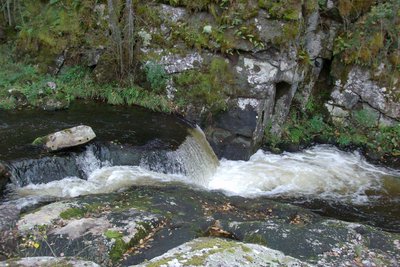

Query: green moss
left=32, top=136, right=47, bottom=146
left=146, top=257, right=174, bottom=267
left=273, top=22, right=301, bottom=45
left=109, top=238, right=128, bottom=262
left=185, top=255, right=209, bottom=265
left=107, top=222, right=153, bottom=263
left=59, top=207, right=86, bottom=220
left=258, top=0, right=301, bottom=20
left=244, top=255, right=254, bottom=262
left=334, top=0, right=400, bottom=95
left=104, top=230, right=124, bottom=239
left=240, top=244, right=252, bottom=253
left=174, top=58, right=234, bottom=113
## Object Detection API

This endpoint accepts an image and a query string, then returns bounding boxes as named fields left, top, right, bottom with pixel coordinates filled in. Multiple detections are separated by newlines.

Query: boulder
left=38, top=95, right=69, bottom=111
left=32, top=125, right=96, bottom=151
left=7, top=89, right=28, bottom=107
left=133, top=237, right=311, bottom=267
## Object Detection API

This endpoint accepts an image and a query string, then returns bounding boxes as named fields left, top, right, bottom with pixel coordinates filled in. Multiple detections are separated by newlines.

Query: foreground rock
left=1, top=185, right=398, bottom=266
left=32, top=125, right=96, bottom=151
left=0, top=257, right=100, bottom=267
left=134, top=237, right=310, bottom=267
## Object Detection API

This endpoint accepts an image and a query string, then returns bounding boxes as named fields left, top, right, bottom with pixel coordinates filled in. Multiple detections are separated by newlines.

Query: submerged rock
left=32, top=125, right=96, bottom=151
left=133, top=237, right=311, bottom=267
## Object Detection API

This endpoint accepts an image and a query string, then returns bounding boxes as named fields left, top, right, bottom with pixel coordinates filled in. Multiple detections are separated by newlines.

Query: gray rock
left=132, top=237, right=311, bottom=267
left=32, top=125, right=96, bottom=151
left=7, top=89, right=28, bottom=107
left=330, top=87, right=360, bottom=110
left=159, top=4, right=187, bottom=23
left=2, top=185, right=399, bottom=266
left=17, top=201, right=75, bottom=232
left=0, top=203, right=19, bottom=232
left=0, top=257, right=101, bottom=267
left=85, top=48, right=103, bottom=67
left=159, top=51, right=203, bottom=74
left=38, top=96, right=69, bottom=111
left=332, top=67, right=400, bottom=120
left=50, top=53, right=65, bottom=75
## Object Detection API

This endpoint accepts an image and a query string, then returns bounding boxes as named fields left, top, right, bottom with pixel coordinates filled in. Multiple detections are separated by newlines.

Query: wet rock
left=32, top=125, right=96, bottom=151
left=0, top=203, right=19, bottom=232
left=7, top=89, right=28, bottom=107
left=2, top=186, right=398, bottom=266
left=0, top=162, right=10, bottom=194
left=11, top=193, right=165, bottom=266
left=0, top=257, right=101, bottom=267
left=17, top=201, right=75, bottom=232
left=133, top=237, right=311, bottom=267
left=38, top=95, right=69, bottom=111
left=207, top=105, right=258, bottom=160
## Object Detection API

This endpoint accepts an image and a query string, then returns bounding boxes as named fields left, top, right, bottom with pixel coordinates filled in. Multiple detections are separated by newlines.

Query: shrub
left=144, top=61, right=168, bottom=94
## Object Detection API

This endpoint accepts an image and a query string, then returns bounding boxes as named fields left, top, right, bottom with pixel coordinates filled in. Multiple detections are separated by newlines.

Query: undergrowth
left=0, top=45, right=171, bottom=112
left=264, top=98, right=400, bottom=160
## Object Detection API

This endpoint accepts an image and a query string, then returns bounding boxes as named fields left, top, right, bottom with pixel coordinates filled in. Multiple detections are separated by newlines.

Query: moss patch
left=59, top=207, right=86, bottom=220
left=174, top=58, right=235, bottom=113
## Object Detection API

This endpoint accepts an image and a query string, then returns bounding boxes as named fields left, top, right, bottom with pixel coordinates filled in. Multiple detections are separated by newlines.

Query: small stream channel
left=1, top=102, right=400, bottom=232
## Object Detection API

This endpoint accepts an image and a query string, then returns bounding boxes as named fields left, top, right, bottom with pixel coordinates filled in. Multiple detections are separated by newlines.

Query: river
left=1, top=102, right=400, bottom=232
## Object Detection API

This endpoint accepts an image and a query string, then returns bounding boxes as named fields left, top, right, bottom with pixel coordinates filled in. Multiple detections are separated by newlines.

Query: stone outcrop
left=134, top=3, right=340, bottom=160
left=328, top=66, right=400, bottom=127
left=32, top=125, right=96, bottom=151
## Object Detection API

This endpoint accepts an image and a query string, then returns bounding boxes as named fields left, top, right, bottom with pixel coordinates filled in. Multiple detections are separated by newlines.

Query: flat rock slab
left=32, top=125, right=96, bottom=151
left=133, top=237, right=311, bottom=267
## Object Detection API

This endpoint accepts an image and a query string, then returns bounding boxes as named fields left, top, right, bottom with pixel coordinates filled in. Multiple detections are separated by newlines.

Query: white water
left=7, top=127, right=400, bottom=205
left=209, top=146, right=400, bottom=203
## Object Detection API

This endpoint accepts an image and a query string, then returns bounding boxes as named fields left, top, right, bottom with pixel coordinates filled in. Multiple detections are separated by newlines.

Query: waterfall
left=140, top=126, right=219, bottom=185
left=6, top=125, right=220, bottom=198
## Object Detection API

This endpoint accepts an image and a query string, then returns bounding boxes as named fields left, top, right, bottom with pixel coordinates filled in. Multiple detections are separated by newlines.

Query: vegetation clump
left=173, top=58, right=234, bottom=113
left=264, top=96, right=400, bottom=164
left=334, top=0, right=400, bottom=100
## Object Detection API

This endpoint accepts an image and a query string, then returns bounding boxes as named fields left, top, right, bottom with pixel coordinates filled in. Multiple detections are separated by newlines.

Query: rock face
left=132, top=3, right=340, bottom=160
left=1, top=185, right=398, bottom=266
left=32, top=125, right=96, bottom=151
left=328, top=66, right=400, bottom=127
